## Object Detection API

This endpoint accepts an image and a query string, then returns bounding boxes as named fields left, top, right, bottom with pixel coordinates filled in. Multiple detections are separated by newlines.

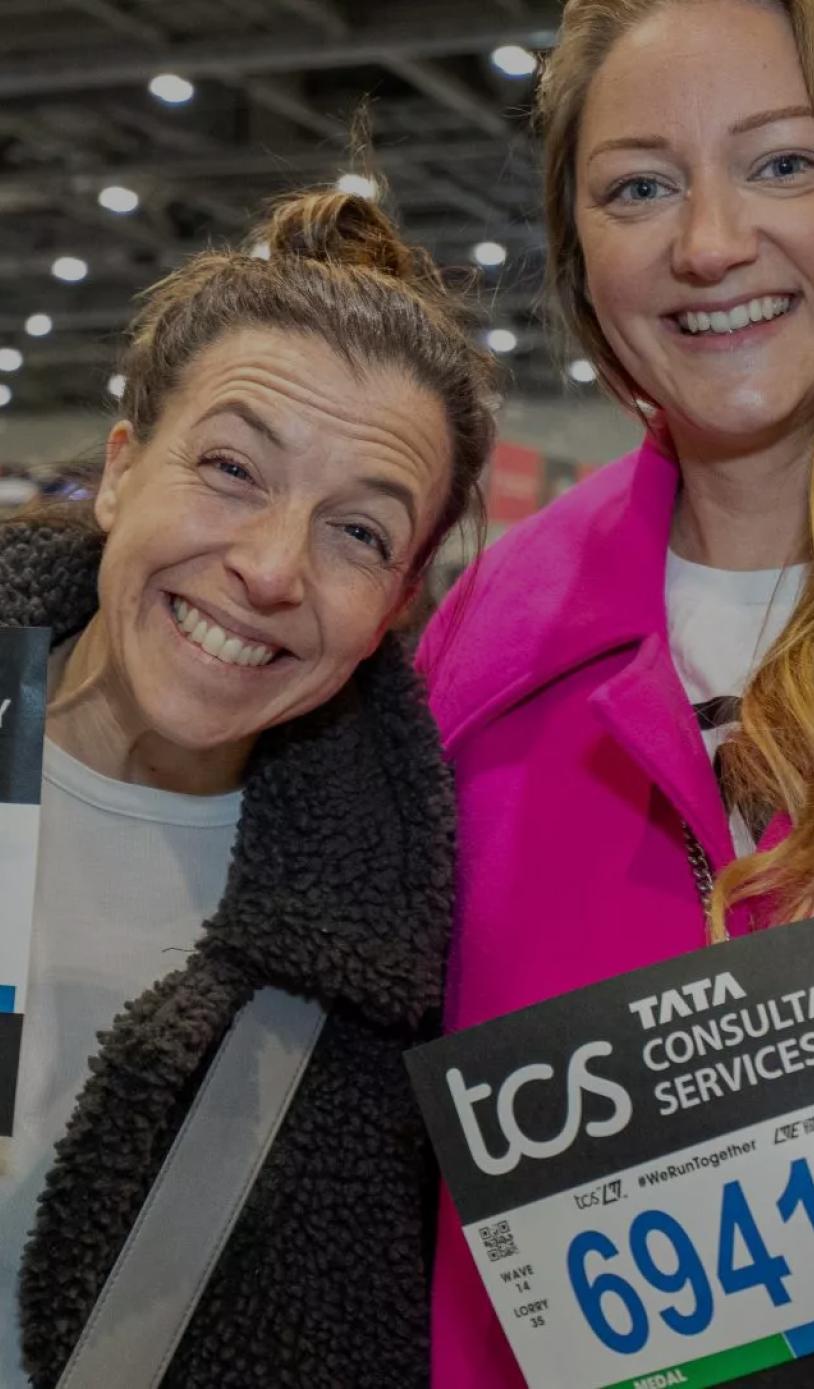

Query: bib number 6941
left=567, top=1157, right=814, bottom=1355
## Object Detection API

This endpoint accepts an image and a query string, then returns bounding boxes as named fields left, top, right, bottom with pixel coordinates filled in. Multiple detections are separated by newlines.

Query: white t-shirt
left=0, top=737, right=240, bottom=1387
left=666, top=550, right=807, bottom=856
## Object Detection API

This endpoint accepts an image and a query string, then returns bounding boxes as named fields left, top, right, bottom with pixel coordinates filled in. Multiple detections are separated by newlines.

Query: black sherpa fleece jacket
left=1, top=520, right=454, bottom=1389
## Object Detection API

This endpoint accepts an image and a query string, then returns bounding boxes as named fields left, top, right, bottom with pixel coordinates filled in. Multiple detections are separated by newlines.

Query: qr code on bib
left=479, top=1219, right=518, bottom=1262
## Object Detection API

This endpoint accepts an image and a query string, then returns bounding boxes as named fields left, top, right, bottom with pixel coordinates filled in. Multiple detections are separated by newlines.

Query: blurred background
left=0, top=0, right=642, bottom=594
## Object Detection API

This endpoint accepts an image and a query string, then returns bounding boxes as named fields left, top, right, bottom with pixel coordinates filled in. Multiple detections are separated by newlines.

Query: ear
left=95, top=420, right=136, bottom=534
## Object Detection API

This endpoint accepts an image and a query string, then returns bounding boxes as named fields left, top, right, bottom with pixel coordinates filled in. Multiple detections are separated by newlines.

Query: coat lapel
left=591, top=633, right=734, bottom=870
left=429, top=432, right=734, bottom=866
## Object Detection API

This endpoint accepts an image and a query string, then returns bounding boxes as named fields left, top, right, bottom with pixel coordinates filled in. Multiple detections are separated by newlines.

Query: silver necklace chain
left=682, top=821, right=729, bottom=943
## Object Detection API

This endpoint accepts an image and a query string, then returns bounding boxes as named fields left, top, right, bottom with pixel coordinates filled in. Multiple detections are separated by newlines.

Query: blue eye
left=756, top=152, right=814, bottom=182
left=607, top=176, right=673, bottom=206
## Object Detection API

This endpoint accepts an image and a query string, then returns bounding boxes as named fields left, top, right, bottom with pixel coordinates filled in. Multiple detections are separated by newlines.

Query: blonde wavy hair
left=538, top=0, right=814, bottom=939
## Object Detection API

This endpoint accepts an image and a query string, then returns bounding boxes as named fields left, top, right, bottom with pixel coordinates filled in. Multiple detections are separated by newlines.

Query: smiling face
left=575, top=0, right=814, bottom=452
left=93, top=325, right=451, bottom=753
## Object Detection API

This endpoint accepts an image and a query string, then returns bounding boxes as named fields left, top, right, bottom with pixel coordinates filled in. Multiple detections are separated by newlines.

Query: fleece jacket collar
left=0, top=519, right=454, bottom=1028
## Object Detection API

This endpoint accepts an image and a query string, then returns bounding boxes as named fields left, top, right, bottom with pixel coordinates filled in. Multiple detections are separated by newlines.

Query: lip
left=163, top=599, right=296, bottom=674
left=665, top=290, right=798, bottom=317
left=167, top=591, right=290, bottom=654
left=662, top=296, right=799, bottom=351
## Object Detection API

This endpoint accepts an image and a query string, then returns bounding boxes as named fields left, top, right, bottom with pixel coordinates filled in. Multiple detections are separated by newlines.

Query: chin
left=669, top=393, right=805, bottom=449
left=134, top=692, right=256, bottom=752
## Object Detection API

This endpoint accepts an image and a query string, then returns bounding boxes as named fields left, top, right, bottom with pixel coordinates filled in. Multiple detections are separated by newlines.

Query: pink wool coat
left=417, top=435, right=786, bottom=1389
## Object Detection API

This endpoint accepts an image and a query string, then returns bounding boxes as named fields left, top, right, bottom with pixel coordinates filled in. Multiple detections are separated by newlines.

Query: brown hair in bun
left=117, top=186, right=497, bottom=574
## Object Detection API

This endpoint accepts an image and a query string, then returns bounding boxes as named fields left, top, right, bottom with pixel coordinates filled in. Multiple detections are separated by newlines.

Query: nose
left=671, top=179, right=759, bottom=283
left=226, top=510, right=309, bottom=611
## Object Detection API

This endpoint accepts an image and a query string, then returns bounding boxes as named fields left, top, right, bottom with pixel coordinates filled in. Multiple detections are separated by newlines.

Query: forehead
left=166, top=325, right=451, bottom=473
left=578, top=0, right=806, bottom=151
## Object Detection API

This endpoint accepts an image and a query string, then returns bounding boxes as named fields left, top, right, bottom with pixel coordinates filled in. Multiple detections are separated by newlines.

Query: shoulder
left=416, top=447, right=651, bottom=750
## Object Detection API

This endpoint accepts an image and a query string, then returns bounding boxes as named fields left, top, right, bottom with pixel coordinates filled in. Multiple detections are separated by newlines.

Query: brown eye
left=201, top=454, right=253, bottom=484
left=339, top=523, right=392, bottom=562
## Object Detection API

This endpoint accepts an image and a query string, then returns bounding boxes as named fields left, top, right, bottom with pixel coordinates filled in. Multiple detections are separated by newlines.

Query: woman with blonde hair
left=420, top=0, right=814, bottom=1383
left=0, top=188, right=496, bottom=1386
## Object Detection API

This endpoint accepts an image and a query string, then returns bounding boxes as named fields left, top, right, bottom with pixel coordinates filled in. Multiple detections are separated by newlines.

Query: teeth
left=678, top=295, right=791, bottom=335
left=201, top=624, right=227, bottom=657
left=220, top=637, right=244, bottom=663
left=170, top=597, right=277, bottom=667
left=181, top=605, right=199, bottom=634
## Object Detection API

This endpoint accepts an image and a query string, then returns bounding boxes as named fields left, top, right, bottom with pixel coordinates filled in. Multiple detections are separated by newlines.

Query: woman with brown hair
left=419, top=1, right=814, bottom=1384
left=0, top=189, right=496, bottom=1386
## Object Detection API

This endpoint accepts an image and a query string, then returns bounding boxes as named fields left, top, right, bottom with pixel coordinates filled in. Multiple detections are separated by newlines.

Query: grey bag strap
left=56, top=986, right=327, bottom=1389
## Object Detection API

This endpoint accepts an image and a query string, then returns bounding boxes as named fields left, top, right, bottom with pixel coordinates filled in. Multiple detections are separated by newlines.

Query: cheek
left=316, top=576, right=399, bottom=667
left=586, top=244, right=637, bottom=321
left=96, top=514, right=179, bottom=652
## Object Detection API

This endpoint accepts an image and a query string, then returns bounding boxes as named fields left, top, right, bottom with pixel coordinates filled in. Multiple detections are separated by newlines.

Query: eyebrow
left=588, top=105, right=814, bottom=164
left=196, top=400, right=286, bottom=449
left=359, top=477, right=417, bottom=536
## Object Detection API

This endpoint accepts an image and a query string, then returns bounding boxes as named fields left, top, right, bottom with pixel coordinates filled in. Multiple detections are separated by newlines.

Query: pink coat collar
left=422, top=435, right=736, bottom=873
left=424, top=436, right=677, bottom=750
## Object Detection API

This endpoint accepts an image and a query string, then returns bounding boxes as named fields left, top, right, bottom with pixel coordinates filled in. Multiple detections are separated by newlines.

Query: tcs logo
left=447, top=1041, right=632, bottom=1176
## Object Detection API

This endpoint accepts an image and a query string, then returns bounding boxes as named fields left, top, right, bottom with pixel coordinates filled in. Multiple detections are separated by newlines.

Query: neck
left=46, top=617, right=250, bottom=795
left=668, top=423, right=812, bottom=570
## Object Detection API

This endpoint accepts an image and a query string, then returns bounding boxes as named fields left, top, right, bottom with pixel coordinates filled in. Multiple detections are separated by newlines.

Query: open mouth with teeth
left=169, top=596, right=286, bottom=667
left=675, top=295, right=795, bottom=336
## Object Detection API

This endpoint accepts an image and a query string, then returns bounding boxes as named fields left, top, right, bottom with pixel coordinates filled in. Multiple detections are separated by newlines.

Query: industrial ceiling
left=0, top=0, right=571, bottom=414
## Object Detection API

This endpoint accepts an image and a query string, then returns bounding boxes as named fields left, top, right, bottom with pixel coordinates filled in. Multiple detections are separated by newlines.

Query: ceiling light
left=491, top=45, right=536, bottom=77
left=0, top=384, right=12, bottom=408
left=336, top=173, right=378, bottom=199
left=149, top=73, right=194, bottom=104
left=0, top=348, right=23, bottom=372
left=474, top=241, right=507, bottom=268
left=25, top=313, right=52, bottom=337
left=567, top=358, right=597, bottom=383
left=98, top=185, right=139, bottom=214
left=107, top=373, right=126, bottom=401
left=250, top=239, right=271, bottom=260
left=487, top=328, right=518, bottom=354
left=52, top=256, right=88, bottom=283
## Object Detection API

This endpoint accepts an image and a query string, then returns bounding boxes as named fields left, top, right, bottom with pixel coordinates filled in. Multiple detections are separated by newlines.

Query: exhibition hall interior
left=0, top=0, right=642, bottom=596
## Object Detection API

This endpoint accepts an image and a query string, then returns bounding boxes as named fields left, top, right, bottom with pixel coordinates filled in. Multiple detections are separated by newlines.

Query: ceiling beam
left=385, top=57, right=506, bottom=138
left=242, top=77, right=346, bottom=140
left=103, top=103, right=233, bottom=156
left=59, top=194, right=167, bottom=252
left=271, top=0, right=348, bottom=38
left=0, top=14, right=560, bottom=97
left=0, top=309, right=131, bottom=335
left=218, top=0, right=281, bottom=23
left=70, top=0, right=167, bottom=46
left=0, top=136, right=532, bottom=192
left=0, top=246, right=175, bottom=280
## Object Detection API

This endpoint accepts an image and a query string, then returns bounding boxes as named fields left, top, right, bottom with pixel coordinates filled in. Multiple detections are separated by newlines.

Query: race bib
left=0, top=627, right=49, bottom=1134
left=407, top=921, right=814, bottom=1388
